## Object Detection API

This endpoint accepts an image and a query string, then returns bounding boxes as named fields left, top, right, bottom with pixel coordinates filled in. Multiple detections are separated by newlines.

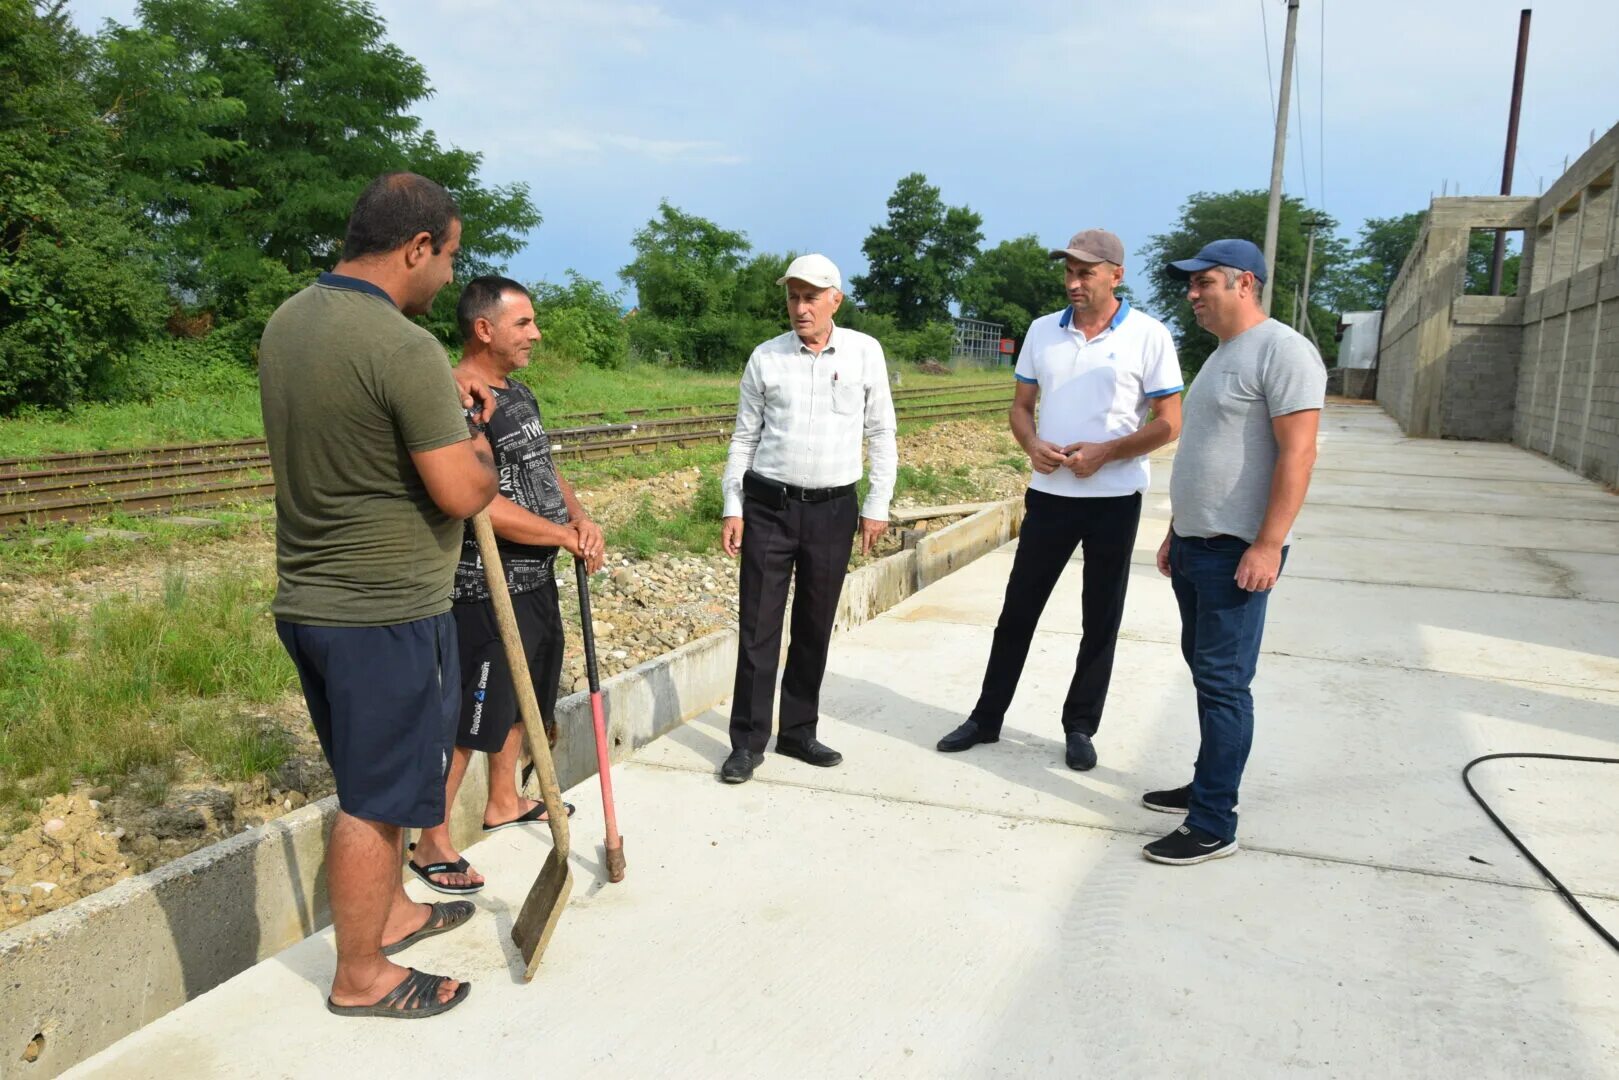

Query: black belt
left=744, top=469, right=855, bottom=507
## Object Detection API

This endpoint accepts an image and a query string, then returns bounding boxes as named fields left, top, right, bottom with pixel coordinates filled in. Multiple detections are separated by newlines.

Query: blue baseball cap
left=1166, top=238, right=1268, bottom=284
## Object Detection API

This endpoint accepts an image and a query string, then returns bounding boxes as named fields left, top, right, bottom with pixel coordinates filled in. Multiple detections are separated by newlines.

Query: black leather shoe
left=775, top=738, right=843, bottom=768
left=721, top=748, right=763, bottom=784
left=1065, top=732, right=1098, bottom=771
left=936, top=719, right=999, bottom=753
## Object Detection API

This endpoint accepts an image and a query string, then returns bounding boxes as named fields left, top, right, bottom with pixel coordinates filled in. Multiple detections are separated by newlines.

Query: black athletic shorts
left=276, top=612, right=459, bottom=829
left=452, top=581, right=564, bottom=754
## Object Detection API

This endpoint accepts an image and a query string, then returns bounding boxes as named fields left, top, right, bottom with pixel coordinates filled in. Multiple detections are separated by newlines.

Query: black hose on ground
left=1462, top=752, right=1619, bottom=953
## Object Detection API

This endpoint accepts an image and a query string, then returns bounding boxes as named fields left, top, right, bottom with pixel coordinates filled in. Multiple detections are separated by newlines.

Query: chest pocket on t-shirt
left=831, top=380, right=863, bottom=415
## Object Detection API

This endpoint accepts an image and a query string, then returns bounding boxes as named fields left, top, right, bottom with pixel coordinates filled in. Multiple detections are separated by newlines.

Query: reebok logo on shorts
left=470, top=660, right=491, bottom=736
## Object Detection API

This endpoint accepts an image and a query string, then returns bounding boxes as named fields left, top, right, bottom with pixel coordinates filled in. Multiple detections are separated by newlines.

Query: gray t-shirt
left=1170, top=319, right=1326, bottom=543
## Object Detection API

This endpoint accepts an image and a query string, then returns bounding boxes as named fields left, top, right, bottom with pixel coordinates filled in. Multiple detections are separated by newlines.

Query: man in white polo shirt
left=718, top=253, right=898, bottom=785
left=937, top=229, right=1182, bottom=771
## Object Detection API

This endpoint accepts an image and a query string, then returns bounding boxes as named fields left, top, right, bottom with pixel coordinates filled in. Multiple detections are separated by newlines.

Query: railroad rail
left=0, top=387, right=1013, bottom=532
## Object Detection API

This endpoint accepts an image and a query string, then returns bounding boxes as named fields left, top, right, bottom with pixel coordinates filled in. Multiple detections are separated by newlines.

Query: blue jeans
left=1168, top=533, right=1287, bottom=843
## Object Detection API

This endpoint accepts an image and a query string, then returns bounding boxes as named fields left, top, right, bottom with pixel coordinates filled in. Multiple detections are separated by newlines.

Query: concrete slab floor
left=62, top=407, right=1619, bottom=1079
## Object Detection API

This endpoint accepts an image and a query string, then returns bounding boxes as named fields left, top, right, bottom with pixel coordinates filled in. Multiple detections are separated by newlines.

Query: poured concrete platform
left=64, top=407, right=1619, bottom=1079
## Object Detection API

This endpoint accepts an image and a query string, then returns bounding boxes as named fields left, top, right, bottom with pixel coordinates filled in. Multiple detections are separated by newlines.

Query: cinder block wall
left=1376, top=122, right=1619, bottom=486
left=1443, top=299, right=1523, bottom=441
left=1513, top=132, right=1619, bottom=487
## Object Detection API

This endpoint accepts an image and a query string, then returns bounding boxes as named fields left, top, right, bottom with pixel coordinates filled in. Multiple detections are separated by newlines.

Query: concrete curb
left=0, top=500, right=1022, bottom=1077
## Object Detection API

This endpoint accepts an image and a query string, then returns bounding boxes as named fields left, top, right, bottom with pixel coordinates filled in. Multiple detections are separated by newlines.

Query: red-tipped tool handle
left=576, top=558, right=625, bottom=882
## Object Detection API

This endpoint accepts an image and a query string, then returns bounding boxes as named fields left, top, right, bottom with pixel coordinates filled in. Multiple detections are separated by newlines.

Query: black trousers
left=968, top=488, right=1142, bottom=738
left=730, top=489, right=858, bottom=753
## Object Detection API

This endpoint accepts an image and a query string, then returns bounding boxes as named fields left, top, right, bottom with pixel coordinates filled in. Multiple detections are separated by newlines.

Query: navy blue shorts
left=276, top=612, right=459, bottom=828
left=453, top=582, right=564, bottom=754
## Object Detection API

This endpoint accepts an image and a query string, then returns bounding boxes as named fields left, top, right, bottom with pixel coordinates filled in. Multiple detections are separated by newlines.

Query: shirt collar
left=796, top=322, right=838, bottom=355
left=1058, top=297, right=1131, bottom=333
left=316, top=271, right=397, bottom=307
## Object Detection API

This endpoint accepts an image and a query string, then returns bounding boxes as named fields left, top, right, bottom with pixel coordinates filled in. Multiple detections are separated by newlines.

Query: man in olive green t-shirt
left=259, top=172, right=496, bottom=1019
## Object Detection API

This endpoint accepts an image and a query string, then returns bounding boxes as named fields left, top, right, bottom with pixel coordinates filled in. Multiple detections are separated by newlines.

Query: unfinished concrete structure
left=1378, top=122, right=1619, bottom=487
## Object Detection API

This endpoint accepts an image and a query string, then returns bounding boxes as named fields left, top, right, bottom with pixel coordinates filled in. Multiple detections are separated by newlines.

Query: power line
left=1259, top=0, right=1277, bottom=126
left=1294, top=28, right=1310, bottom=205
left=1319, top=0, right=1327, bottom=214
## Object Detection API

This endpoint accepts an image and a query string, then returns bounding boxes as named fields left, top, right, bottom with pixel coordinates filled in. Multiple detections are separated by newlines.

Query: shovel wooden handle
left=472, top=511, right=570, bottom=858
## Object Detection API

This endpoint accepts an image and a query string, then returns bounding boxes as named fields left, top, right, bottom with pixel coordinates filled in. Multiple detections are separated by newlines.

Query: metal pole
left=1262, top=0, right=1301, bottom=315
left=1298, top=218, right=1318, bottom=331
left=1489, top=8, right=1531, bottom=295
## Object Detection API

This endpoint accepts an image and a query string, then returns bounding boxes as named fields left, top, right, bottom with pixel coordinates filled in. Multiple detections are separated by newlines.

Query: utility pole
left=1261, top=0, right=1301, bottom=315
left=1489, top=9, right=1531, bottom=295
left=1297, top=215, right=1320, bottom=331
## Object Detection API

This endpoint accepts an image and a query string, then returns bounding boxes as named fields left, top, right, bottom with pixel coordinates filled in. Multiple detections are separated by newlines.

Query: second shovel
left=576, top=557, right=626, bottom=882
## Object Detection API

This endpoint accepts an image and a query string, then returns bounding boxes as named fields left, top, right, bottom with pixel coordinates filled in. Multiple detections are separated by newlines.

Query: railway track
left=0, top=385, right=1013, bottom=532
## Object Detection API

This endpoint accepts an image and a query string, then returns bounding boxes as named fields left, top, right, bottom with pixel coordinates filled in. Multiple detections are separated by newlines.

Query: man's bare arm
left=412, top=433, right=498, bottom=520
left=1234, top=408, right=1321, bottom=591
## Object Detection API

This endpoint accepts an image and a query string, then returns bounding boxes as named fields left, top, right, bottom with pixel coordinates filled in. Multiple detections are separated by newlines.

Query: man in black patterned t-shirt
left=410, top=276, right=607, bottom=894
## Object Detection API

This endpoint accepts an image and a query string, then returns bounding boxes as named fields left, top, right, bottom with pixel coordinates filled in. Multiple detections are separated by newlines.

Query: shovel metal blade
left=511, top=851, right=574, bottom=981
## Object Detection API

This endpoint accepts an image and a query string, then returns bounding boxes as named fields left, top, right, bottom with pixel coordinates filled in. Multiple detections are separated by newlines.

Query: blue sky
left=70, top=0, right=1618, bottom=304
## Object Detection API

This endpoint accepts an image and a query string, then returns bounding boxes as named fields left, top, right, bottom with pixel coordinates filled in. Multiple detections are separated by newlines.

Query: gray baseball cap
left=1049, top=229, right=1125, bottom=265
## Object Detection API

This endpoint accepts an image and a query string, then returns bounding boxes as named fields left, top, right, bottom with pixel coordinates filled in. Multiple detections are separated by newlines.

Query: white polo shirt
left=1015, top=299, right=1182, bottom=498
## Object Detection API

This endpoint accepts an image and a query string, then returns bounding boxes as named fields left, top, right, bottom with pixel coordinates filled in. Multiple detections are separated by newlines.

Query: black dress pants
left=967, top=488, right=1142, bottom=738
left=730, top=490, right=859, bottom=753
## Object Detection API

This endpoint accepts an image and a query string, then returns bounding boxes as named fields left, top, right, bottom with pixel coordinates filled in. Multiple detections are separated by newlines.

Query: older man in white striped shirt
left=718, top=253, right=898, bottom=784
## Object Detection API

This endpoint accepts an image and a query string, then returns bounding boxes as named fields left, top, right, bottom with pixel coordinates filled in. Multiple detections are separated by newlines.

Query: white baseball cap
left=776, top=253, right=842, bottom=291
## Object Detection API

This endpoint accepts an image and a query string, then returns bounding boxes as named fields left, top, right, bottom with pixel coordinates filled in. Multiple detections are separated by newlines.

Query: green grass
left=0, top=357, right=1012, bottom=457
left=854, top=462, right=984, bottom=511
left=605, top=469, right=727, bottom=559
left=0, top=508, right=272, bottom=586
left=0, top=566, right=297, bottom=808
left=0, top=384, right=266, bottom=458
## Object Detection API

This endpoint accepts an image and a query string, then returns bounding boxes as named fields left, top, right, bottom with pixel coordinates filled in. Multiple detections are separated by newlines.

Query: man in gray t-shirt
left=1140, top=239, right=1326, bottom=867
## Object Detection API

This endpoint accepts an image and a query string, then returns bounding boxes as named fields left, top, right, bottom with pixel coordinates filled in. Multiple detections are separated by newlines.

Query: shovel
left=472, top=511, right=572, bottom=981
left=575, top=557, right=626, bottom=882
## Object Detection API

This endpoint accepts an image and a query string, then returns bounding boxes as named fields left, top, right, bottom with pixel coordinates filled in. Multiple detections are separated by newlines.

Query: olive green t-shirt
left=258, top=276, right=469, bottom=626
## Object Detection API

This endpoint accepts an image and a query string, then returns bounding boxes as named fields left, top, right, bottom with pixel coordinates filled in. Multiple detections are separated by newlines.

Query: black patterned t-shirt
left=452, top=380, right=571, bottom=601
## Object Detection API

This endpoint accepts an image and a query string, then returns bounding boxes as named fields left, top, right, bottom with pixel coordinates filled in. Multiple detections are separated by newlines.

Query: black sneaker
left=1141, top=785, right=1237, bottom=814
left=1142, top=785, right=1190, bottom=813
left=1142, top=824, right=1238, bottom=865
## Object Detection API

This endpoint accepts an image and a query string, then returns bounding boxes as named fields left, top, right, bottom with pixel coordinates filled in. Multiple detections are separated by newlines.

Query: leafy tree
left=90, top=22, right=251, bottom=308
left=530, top=272, right=629, bottom=369
left=852, top=173, right=983, bottom=329
left=1463, top=231, right=1521, bottom=297
left=1333, top=212, right=1424, bottom=312
left=1141, top=190, right=1345, bottom=373
left=958, top=235, right=1066, bottom=344
left=733, top=251, right=794, bottom=323
left=0, top=0, right=169, bottom=412
left=96, top=0, right=539, bottom=344
left=618, top=202, right=779, bottom=370
left=620, top=200, right=749, bottom=320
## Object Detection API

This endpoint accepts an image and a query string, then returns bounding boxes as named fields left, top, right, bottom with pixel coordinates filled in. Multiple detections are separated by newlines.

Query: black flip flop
left=406, top=855, right=484, bottom=895
left=482, top=801, right=574, bottom=833
left=382, top=900, right=476, bottom=957
left=326, top=968, right=470, bottom=1019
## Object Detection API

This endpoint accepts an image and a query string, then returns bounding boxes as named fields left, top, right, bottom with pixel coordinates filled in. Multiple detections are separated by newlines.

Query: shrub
left=532, top=272, right=629, bottom=368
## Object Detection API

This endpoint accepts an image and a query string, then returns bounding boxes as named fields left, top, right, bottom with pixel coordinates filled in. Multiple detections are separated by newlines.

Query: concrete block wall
left=1377, top=122, right=1619, bottom=485
left=1441, top=299, right=1523, bottom=441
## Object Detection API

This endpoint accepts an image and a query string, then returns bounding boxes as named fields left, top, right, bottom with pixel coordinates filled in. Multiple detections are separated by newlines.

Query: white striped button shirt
left=722, top=325, right=898, bottom=521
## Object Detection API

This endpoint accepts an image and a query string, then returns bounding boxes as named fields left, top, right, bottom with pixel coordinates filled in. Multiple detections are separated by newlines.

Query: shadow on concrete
left=819, top=671, right=1145, bottom=828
